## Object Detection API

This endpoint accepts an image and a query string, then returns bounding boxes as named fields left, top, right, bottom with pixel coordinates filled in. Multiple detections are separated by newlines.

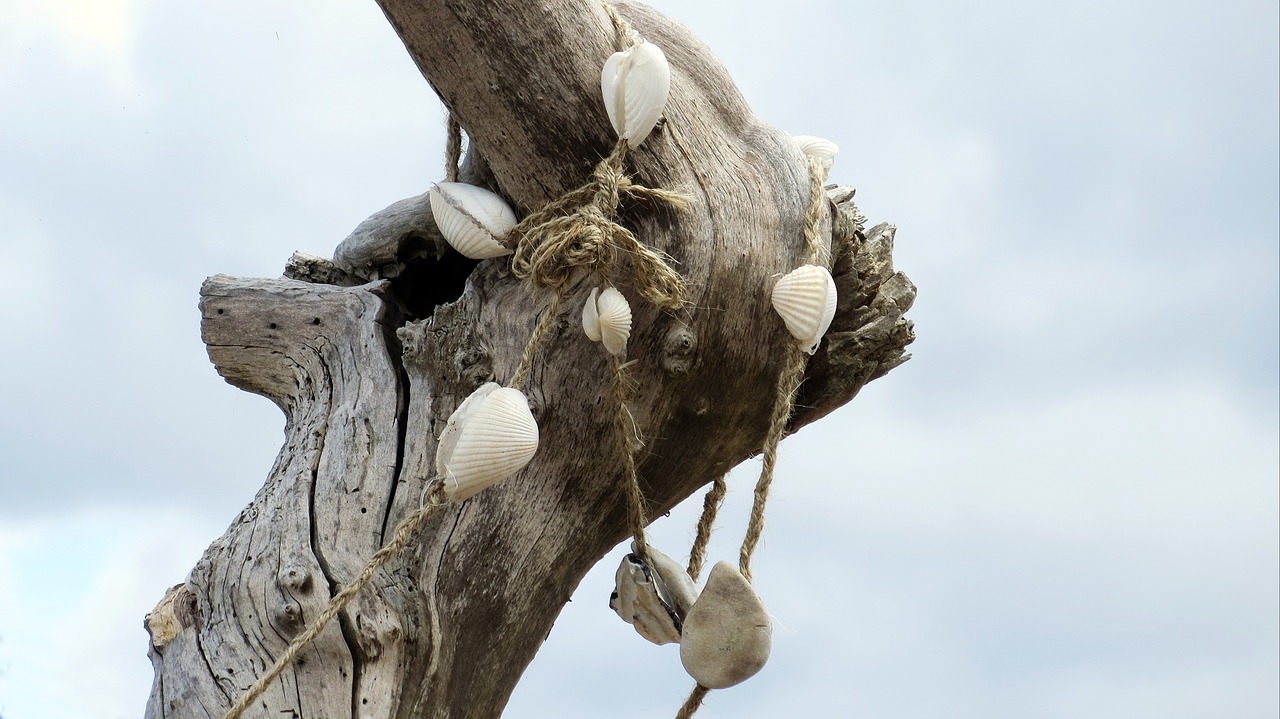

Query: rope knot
left=506, top=140, right=690, bottom=310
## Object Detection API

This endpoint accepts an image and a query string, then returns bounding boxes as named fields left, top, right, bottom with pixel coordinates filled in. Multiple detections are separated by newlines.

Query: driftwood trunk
left=143, top=1, right=915, bottom=717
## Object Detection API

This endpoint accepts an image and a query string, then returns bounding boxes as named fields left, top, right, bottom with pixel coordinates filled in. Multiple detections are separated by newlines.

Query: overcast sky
left=1, top=1, right=1276, bottom=717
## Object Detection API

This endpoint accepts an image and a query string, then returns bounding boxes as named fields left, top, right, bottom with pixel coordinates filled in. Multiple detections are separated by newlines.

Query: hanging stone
left=678, top=561, right=772, bottom=689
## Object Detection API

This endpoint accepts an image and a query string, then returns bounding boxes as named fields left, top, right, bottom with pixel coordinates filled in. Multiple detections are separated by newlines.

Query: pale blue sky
left=0, top=1, right=1276, bottom=717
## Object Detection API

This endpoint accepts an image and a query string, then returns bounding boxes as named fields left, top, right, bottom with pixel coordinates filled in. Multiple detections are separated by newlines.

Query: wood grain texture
left=145, top=2, right=914, bottom=717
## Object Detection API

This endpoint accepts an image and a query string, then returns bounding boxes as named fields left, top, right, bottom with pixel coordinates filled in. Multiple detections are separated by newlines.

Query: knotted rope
left=225, top=483, right=449, bottom=719
left=502, top=4, right=688, bottom=565
left=675, top=684, right=712, bottom=719
left=510, top=291, right=565, bottom=391
left=609, top=353, right=653, bottom=562
left=445, top=113, right=462, bottom=183
left=685, top=474, right=726, bottom=582
left=502, top=138, right=688, bottom=565
left=502, top=0, right=687, bottom=389
left=507, top=139, right=689, bottom=311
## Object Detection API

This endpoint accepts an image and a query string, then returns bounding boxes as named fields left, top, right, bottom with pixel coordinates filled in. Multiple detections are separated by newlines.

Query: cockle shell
left=609, top=542, right=700, bottom=645
left=788, top=134, right=839, bottom=172
left=435, top=382, right=539, bottom=501
left=793, top=135, right=839, bottom=181
left=581, top=287, right=633, bottom=356
left=771, top=264, right=838, bottom=355
left=679, top=561, right=772, bottom=689
left=601, top=41, right=671, bottom=147
left=428, top=182, right=518, bottom=259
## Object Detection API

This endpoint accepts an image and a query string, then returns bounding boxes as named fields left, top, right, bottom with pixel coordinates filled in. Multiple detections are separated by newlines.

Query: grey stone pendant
left=678, top=561, right=772, bottom=689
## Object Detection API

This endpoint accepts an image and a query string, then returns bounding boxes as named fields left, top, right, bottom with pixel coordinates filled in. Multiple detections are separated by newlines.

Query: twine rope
left=735, top=348, right=807, bottom=582
left=675, top=684, right=711, bottom=719
left=803, top=155, right=830, bottom=267
left=225, top=483, right=449, bottom=719
left=736, top=155, right=830, bottom=582
left=682, top=160, right=830, bottom=586
left=510, top=291, right=565, bottom=391
left=685, top=474, right=726, bottom=582
left=610, top=353, right=651, bottom=562
left=603, top=1, right=642, bottom=49
left=445, top=113, right=462, bottom=183
left=737, top=154, right=834, bottom=578
left=507, top=139, right=689, bottom=310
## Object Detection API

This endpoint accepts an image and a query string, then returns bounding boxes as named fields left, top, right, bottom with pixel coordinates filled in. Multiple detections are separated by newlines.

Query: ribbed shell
left=581, top=287, right=633, bottom=356
left=435, top=383, right=539, bottom=501
left=601, top=41, right=670, bottom=148
left=609, top=543, right=699, bottom=645
left=428, top=182, right=518, bottom=259
left=771, top=264, right=838, bottom=355
left=679, top=561, right=772, bottom=689
left=793, top=134, right=839, bottom=180
left=646, top=543, right=699, bottom=616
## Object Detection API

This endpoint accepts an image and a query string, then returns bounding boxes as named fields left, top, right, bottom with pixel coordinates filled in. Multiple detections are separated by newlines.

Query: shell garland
left=222, top=5, right=852, bottom=718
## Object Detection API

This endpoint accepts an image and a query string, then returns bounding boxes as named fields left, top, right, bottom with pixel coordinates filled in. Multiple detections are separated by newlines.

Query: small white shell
left=771, top=264, right=837, bottom=355
left=679, top=561, right=772, bottom=689
left=601, top=41, right=671, bottom=147
left=581, top=287, right=633, bottom=356
left=609, top=543, right=699, bottom=645
left=793, top=135, right=839, bottom=180
left=428, top=182, right=518, bottom=259
left=435, top=382, right=539, bottom=501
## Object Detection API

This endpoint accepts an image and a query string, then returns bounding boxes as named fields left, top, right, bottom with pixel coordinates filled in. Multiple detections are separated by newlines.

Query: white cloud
left=0, top=0, right=143, bottom=93
left=801, top=381, right=1278, bottom=544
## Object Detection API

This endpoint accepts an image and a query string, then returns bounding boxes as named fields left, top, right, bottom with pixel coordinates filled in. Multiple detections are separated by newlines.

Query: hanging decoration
left=223, top=2, right=847, bottom=718
left=671, top=145, right=839, bottom=718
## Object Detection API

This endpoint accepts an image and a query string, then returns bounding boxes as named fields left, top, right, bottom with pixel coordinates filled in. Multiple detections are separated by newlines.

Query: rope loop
left=506, top=140, right=689, bottom=310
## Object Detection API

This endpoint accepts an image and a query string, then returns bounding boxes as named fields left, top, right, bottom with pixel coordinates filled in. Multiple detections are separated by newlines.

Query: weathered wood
left=145, top=1, right=914, bottom=717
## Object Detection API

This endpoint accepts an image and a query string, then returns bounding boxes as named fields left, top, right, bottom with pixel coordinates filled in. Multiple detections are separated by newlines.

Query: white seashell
left=793, top=135, right=839, bottom=180
left=609, top=543, right=700, bottom=645
left=435, top=382, right=539, bottom=501
left=428, top=182, right=518, bottom=259
left=679, top=561, right=772, bottom=689
left=771, top=264, right=837, bottom=355
left=601, top=41, right=671, bottom=147
left=581, top=288, right=603, bottom=343
left=581, top=287, right=632, bottom=356
left=642, top=542, right=699, bottom=618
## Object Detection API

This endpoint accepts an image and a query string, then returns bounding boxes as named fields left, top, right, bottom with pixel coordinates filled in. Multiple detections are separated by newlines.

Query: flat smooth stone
left=679, top=561, right=772, bottom=689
